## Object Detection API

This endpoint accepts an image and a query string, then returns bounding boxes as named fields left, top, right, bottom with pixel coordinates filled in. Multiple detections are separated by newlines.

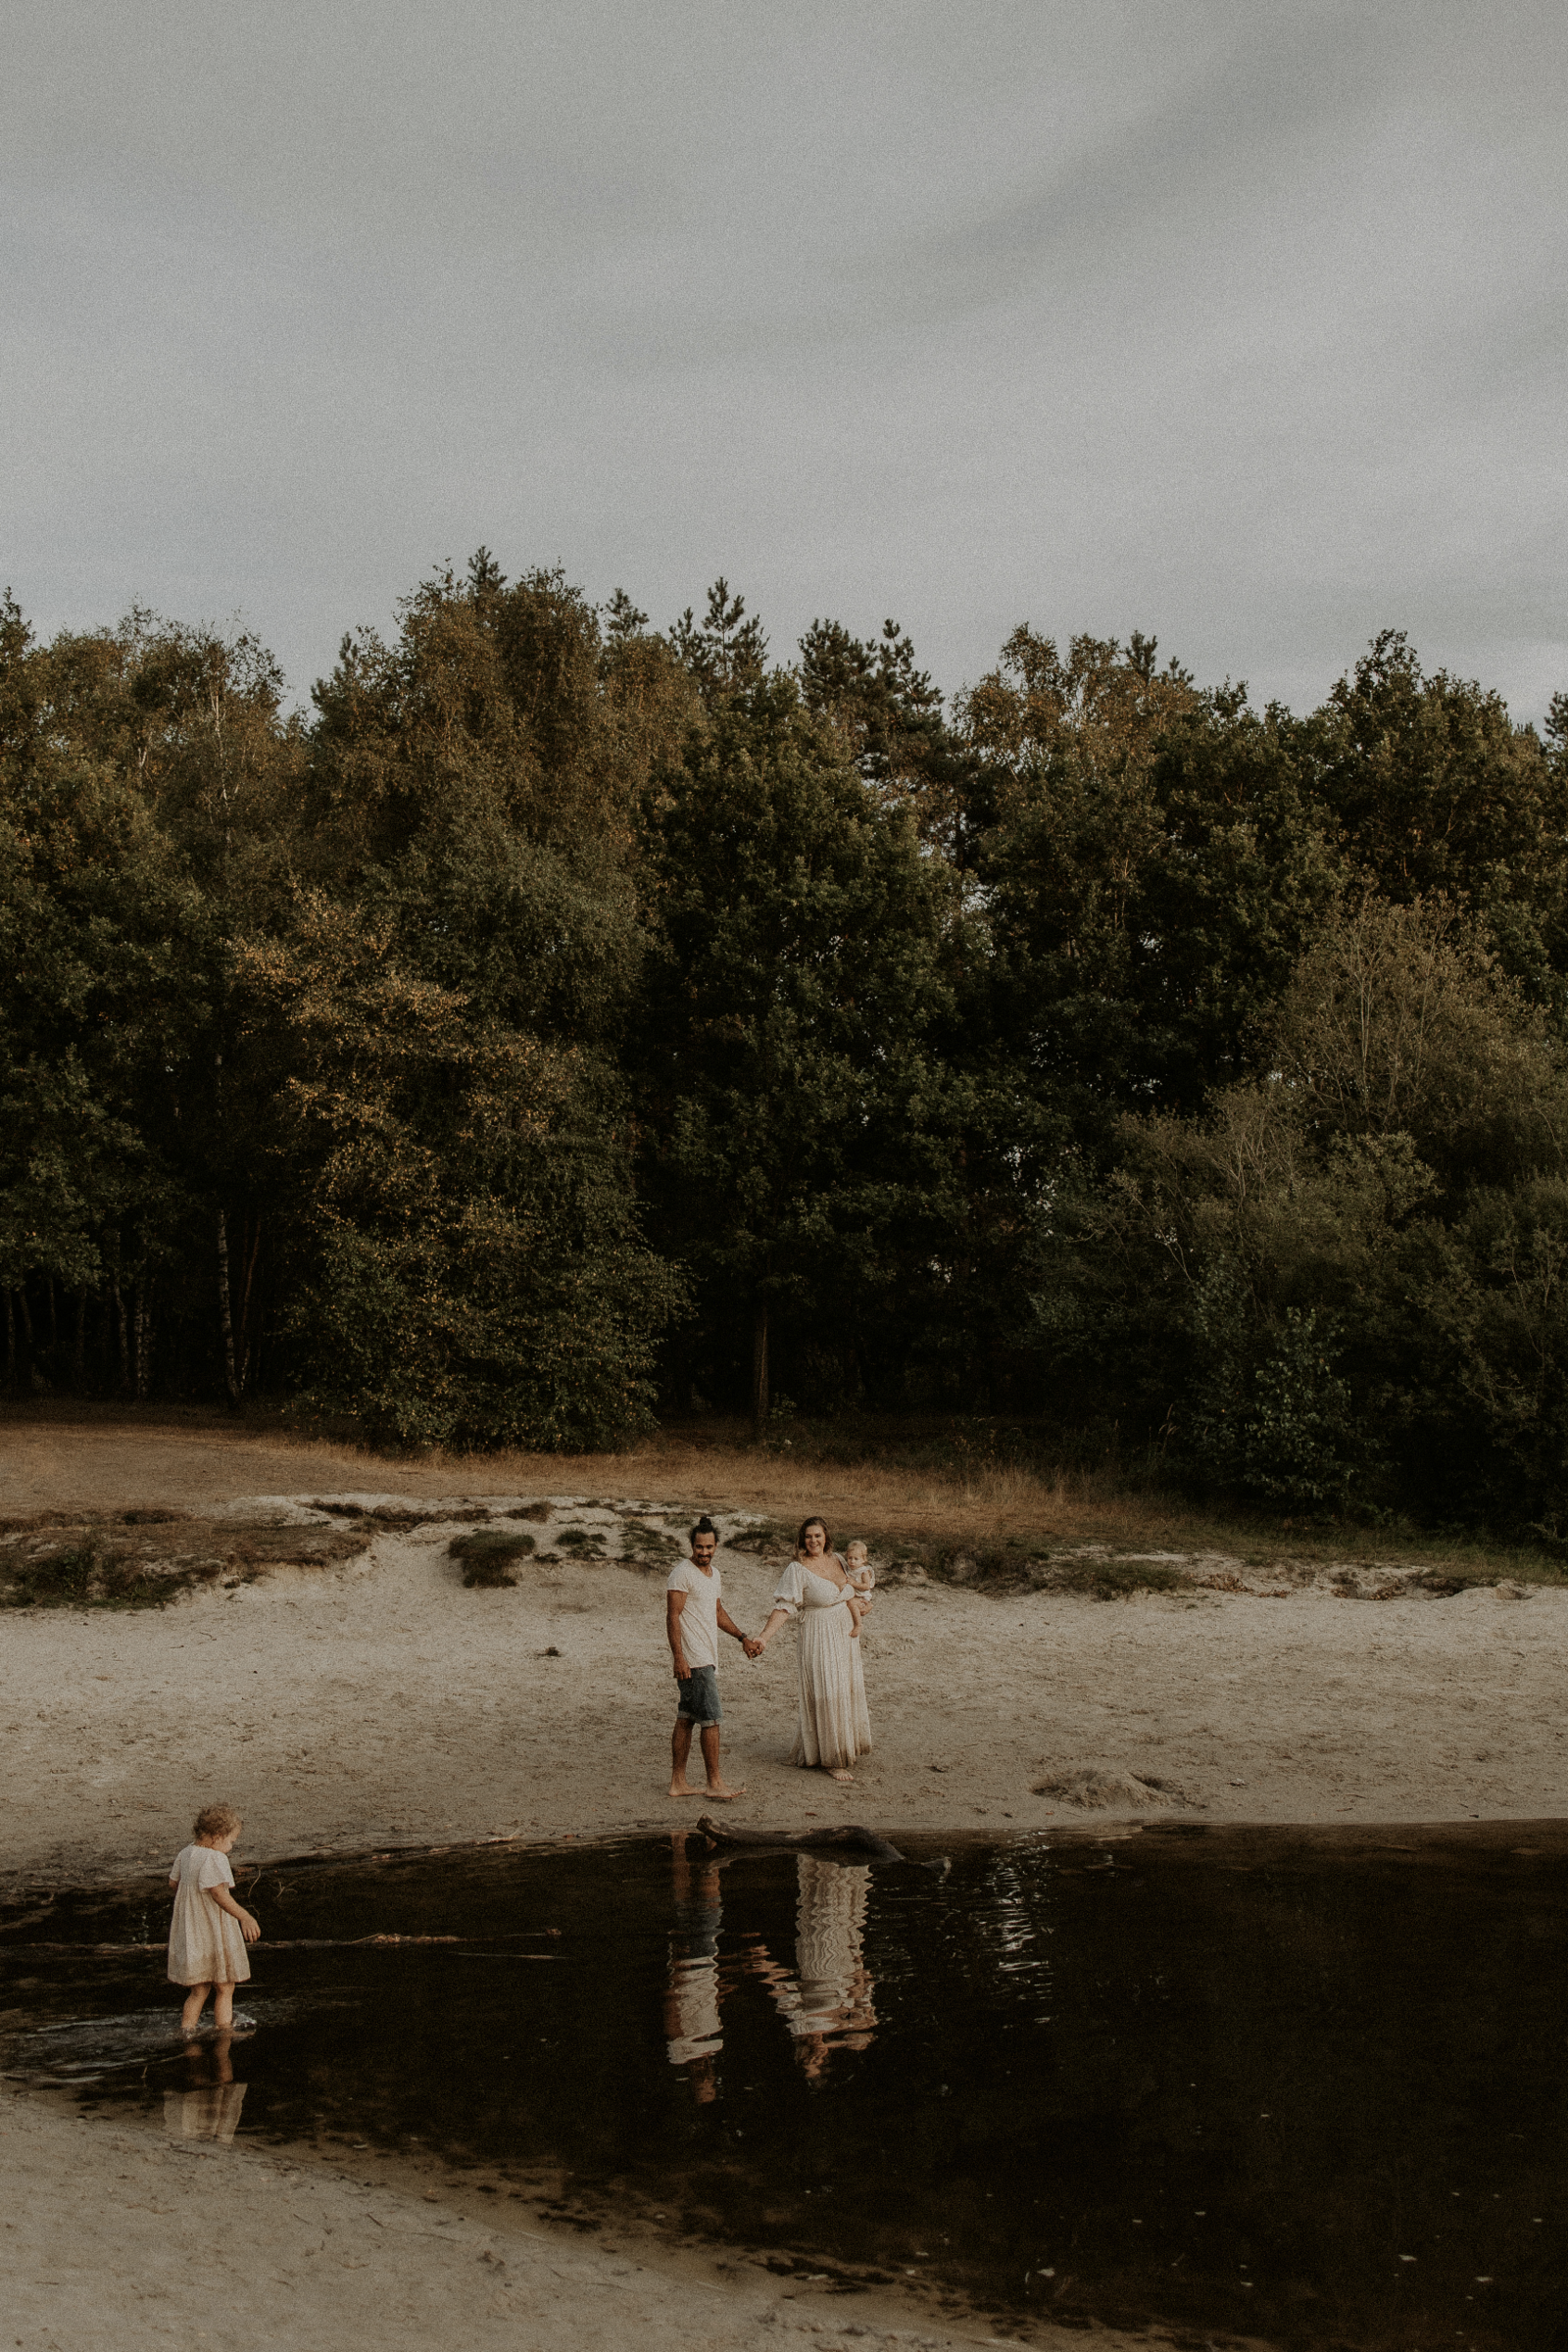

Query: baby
left=843, top=1540, right=875, bottom=1636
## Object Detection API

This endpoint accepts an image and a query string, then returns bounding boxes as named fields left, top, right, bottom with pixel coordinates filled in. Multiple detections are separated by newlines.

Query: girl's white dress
left=167, top=1844, right=250, bottom=1986
left=771, top=1559, right=873, bottom=1768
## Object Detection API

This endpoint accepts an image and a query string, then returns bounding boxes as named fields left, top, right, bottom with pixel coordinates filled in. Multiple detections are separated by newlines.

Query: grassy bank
left=4, top=1398, right=1562, bottom=1592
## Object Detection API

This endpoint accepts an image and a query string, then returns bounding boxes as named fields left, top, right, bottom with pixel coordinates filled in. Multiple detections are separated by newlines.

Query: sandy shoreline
left=11, top=2077, right=1209, bottom=2352
left=3, top=1417, right=1564, bottom=2351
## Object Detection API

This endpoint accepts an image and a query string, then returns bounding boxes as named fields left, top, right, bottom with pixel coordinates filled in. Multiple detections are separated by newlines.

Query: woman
left=753, top=1516, right=871, bottom=1784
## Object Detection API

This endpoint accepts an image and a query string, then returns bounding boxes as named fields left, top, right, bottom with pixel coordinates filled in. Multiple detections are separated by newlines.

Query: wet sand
left=6, top=2081, right=1206, bottom=2352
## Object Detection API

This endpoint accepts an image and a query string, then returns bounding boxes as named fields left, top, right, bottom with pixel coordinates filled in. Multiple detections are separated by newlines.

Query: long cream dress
left=167, top=1844, right=250, bottom=1986
left=771, top=1560, right=872, bottom=1769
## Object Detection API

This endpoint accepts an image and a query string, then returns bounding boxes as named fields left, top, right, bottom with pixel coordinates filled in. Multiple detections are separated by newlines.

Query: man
left=666, top=1515, right=758, bottom=1800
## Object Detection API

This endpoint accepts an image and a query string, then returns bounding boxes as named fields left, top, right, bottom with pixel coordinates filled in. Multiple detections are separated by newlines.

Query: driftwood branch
left=694, top=1815, right=917, bottom=1863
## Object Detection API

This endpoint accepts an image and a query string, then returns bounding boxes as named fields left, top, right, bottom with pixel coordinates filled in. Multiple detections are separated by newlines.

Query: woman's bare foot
left=704, top=1781, right=747, bottom=1800
left=828, top=1769, right=855, bottom=1785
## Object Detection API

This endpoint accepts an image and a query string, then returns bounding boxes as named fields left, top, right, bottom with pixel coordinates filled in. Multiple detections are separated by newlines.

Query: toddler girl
left=168, top=1802, right=262, bottom=2034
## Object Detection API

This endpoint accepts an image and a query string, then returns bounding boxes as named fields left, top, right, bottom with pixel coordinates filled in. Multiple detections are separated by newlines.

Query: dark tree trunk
left=47, top=1276, right=57, bottom=1348
left=217, top=1210, right=241, bottom=1405
left=74, top=1290, right=86, bottom=1386
left=111, top=1272, right=129, bottom=1392
left=5, top=1291, right=14, bottom=1388
left=17, top=1283, right=33, bottom=1348
left=751, top=1297, right=770, bottom=1428
left=234, top=1214, right=262, bottom=1394
left=133, top=1280, right=149, bottom=1400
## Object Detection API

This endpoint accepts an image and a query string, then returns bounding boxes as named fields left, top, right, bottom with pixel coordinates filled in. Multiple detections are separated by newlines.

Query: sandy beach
left=2, top=1421, right=1565, bottom=1889
left=2, top=1412, right=1564, bottom=2349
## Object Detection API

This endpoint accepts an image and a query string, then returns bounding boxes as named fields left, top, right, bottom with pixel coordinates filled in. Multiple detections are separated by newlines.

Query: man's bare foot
left=828, top=1768, right=855, bottom=1784
left=667, top=1781, right=703, bottom=1798
left=704, top=1782, right=747, bottom=1800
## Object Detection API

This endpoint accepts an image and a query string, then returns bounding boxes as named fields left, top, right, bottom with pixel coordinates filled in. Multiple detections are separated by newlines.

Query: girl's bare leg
left=180, top=1983, right=212, bottom=2034
left=213, top=1983, right=236, bottom=2030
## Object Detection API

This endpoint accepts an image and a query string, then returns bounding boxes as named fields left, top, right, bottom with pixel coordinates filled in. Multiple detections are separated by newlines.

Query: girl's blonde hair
left=192, top=1802, right=242, bottom=1841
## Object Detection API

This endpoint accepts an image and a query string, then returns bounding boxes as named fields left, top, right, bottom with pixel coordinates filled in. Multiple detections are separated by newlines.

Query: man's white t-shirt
left=667, top=1559, right=722, bottom=1671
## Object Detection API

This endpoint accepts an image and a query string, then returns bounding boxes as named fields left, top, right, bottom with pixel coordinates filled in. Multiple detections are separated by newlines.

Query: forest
left=4, top=555, right=1568, bottom=1538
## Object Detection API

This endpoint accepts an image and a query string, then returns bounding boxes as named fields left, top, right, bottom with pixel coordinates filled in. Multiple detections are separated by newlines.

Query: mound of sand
left=1031, top=1765, right=1192, bottom=1809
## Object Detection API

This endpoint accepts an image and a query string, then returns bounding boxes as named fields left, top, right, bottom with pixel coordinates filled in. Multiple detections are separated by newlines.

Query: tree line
left=5, top=556, right=1568, bottom=1534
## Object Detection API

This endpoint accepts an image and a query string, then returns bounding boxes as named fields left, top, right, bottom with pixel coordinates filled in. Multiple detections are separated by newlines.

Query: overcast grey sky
left=4, top=1, right=1564, bottom=721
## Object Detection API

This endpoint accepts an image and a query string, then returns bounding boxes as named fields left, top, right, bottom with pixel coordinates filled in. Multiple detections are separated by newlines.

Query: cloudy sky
left=4, top=1, right=1564, bottom=720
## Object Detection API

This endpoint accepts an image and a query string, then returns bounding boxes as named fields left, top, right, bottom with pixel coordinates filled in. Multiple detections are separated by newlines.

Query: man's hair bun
left=690, top=1515, right=717, bottom=1540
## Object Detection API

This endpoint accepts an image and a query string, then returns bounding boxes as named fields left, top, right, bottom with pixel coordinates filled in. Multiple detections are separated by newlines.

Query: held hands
left=743, top=1636, right=764, bottom=1660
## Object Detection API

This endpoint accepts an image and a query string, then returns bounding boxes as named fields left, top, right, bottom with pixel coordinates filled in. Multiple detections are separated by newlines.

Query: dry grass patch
left=448, top=1530, right=536, bottom=1587
left=0, top=1508, right=369, bottom=1609
left=5, top=1402, right=1566, bottom=1591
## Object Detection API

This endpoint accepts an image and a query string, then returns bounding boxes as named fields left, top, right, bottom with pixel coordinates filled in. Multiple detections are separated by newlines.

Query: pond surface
left=2, top=1823, right=1564, bottom=2350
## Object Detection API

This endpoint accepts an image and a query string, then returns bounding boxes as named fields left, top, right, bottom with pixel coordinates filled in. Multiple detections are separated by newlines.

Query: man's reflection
left=664, top=1835, right=724, bottom=2101
left=164, top=2027, right=249, bottom=2142
left=664, top=1837, right=877, bottom=2098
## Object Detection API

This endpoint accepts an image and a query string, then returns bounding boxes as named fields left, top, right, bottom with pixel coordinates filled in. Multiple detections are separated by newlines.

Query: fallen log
left=694, top=1815, right=934, bottom=1865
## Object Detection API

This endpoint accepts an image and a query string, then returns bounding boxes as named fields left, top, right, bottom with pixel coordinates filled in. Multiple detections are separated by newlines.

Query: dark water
left=2, top=1823, right=1565, bottom=2350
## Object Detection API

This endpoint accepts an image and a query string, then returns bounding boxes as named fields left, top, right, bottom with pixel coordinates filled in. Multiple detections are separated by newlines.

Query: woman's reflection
left=756, top=1854, right=877, bottom=2082
left=664, top=1837, right=877, bottom=2098
left=163, top=2027, right=249, bottom=2142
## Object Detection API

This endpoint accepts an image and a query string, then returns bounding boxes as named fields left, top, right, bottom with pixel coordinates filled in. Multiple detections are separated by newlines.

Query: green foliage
left=241, top=896, right=680, bottom=1450
left=973, top=678, right=1341, bottom=1125
left=1318, top=632, right=1568, bottom=983
left=1029, top=895, right=1568, bottom=1529
left=633, top=670, right=967, bottom=1418
left=1238, top=1306, right=1359, bottom=1510
left=6, top=562, right=1568, bottom=1528
left=0, top=568, right=681, bottom=1437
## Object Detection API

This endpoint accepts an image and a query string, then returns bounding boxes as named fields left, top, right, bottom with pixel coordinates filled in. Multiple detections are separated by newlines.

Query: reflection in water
left=163, top=2030, right=248, bottom=2143
left=665, top=1838, right=878, bottom=2096
left=759, top=1855, right=877, bottom=2082
left=663, top=1838, right=724, bottom=2101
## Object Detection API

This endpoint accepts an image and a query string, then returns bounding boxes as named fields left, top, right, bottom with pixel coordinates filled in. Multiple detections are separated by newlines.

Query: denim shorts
left=676, top=1663, right=722, bottom=1725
